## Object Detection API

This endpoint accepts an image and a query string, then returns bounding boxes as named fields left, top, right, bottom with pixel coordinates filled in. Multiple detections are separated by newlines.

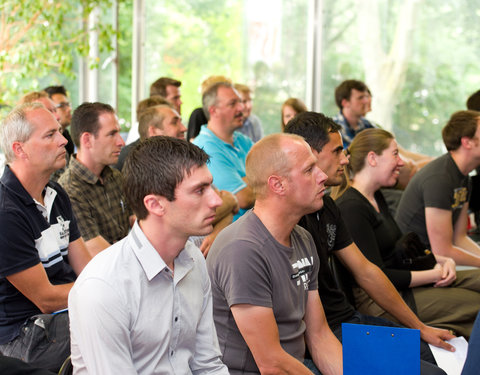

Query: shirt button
left=171, top=351, right=174, bottom=356
left=175, top=317, right=178, bottom=322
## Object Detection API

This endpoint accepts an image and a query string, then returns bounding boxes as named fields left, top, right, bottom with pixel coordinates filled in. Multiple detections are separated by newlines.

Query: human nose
left=117, top=133, right=125, bottom=147
left=57, top=132, right=68, bottom=147
left=340, top=151, right=349, bottom=165
left=397, top=155, right=405, bottom=167
left=210, top=187, right=223, bottom=209
left=315, top=167, right=328, bottom=185
left=180, top=121, right=187, bottom=132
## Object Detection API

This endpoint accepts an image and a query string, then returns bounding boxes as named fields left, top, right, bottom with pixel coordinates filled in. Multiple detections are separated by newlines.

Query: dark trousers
left=0, top=312, right=70, bottom=373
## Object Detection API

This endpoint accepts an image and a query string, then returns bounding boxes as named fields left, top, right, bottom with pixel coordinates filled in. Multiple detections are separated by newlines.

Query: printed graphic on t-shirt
left=291, top=256, right=314, bottom=290
left=452, top=187, right=468, bottom=209
left=34, top=217, right=70, bottom=268
left=326, top=223, right=337, bottom=251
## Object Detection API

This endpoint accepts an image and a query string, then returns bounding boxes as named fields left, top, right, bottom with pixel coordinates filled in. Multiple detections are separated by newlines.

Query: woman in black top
left=336, top=128, right=480, bottom=338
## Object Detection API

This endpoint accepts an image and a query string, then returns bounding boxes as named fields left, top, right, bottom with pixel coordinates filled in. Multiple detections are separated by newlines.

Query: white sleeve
left=69, top=278, right=137, bottom=375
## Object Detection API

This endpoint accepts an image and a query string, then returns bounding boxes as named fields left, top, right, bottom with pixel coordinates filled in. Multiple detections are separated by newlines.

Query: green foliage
left=0, top=0, right=116, bottom=115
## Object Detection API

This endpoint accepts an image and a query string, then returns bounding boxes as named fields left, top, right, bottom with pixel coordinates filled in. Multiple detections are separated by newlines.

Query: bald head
left=246, top=133, right=306, bottom=198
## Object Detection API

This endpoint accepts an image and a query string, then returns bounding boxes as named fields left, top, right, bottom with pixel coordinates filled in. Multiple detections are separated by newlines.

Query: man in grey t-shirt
left=207, top=133, right=342, bottom=374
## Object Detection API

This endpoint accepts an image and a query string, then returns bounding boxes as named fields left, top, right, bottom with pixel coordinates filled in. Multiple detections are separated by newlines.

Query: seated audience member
left=396, top=110, right=480, bottom=267
left=193, top=82, right=254, bottom=220
left=465, top=90, right=480, bottom=229
left=18, top=91, right=66, bottom=182
left=207, top=134, right=342, bottom=375
left=149, top=76, right=182, bottom=114
left=114, top=96, right=172, bottom=170
left=58, top=103, right=132, bottom=255
left=281, top=97, right=307, bottom=131
left=126, top=76, right=182, bottom=144
left=234, top=83, right=264, bottom=142
left=43, top=85, right=75, bottom=156
left=285, top=112, right=453, bottom=374
left=333, top=79, right=431, bottom=188
left=334, top=128, right=480, bottom=338
left=187, top=75, right=232, bottom=141
left=69, top=137, right=228, bottom=375
left=0, top=103, right=91, bottom=371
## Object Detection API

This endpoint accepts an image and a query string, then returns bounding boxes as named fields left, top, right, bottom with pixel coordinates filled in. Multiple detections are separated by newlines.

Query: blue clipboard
left=342, top=323, right=420, bottom=375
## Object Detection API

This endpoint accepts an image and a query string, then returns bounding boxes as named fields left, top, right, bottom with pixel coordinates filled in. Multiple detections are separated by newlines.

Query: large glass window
left=143, top=0, right=310, bottom=135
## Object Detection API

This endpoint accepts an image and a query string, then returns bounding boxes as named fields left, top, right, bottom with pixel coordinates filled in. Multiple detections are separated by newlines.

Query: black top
left=298, top=195, right=356, bottom=329
left=336, top=187, right=412, bottom=289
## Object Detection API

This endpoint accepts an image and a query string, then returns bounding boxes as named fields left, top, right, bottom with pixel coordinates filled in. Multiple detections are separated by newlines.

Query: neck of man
left=207, top=121, right=234, bottom=145
left=253, top=200, right=302, bottom=248
left=138, top=218, right=188, bottom=271
left=76, top=150, right=105, bottom=181
left=342, top=108, right=361, bottom=130
left=9, top=163, right=50, bottom=205
left=450, top=149, right=478, bottom=176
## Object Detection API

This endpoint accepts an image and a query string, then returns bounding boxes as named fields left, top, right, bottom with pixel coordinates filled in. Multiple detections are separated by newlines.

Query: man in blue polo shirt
left=194, top=82, right=255, bottom=220
left=0, top=103, right=91, bottom=371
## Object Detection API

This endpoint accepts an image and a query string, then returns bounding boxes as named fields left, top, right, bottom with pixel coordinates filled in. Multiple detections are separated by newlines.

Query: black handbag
left=392, top=232, right=437, bottom=271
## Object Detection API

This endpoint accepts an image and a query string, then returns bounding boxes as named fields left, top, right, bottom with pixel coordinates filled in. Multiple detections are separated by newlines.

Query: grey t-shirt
left=207, top=210, right=319, bottom=374
left=395, top=153, right=470, bottom=246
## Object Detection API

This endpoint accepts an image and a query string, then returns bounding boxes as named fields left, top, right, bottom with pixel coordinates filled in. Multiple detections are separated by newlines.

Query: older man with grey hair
left=193, top=82, right=254, bottom=220
left=0, top=103, right=91, bottom=371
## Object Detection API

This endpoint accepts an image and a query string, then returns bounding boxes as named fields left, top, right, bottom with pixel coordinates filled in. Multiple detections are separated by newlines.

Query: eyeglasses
left=55, top=102, right=71, bottom=109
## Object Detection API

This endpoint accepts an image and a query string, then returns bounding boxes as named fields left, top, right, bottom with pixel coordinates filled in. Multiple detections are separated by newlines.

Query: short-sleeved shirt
left=58, top=155, right=131, bottom=243
left=298, top=195, right=356, bottom=329
left=193, top=126, right=253, bottom=220
left=207, top=210, right=319, bottom=374
left=395, top=153, right=471, bottom=246
left=69, top=222, right=228, bottom=375
left=237, top=114, right=264, bottom=143
left=0, top=165, right=80, bottom=344
left=333, top=111, right=376, bottom=148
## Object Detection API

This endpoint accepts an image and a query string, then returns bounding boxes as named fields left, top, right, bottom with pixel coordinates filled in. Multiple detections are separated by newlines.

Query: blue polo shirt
left=193, top=126, right=254, bottom=220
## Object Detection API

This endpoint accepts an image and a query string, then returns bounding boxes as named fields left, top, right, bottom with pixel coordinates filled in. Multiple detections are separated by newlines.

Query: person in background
left=149, top=76, right=182, bottom=115
left=58, top=102, right=132, bottom=256
left=187, top=75, right=232, bottom=141
left=335, top=128, right=480, bottom=338
left=234, top=83, right=264, bottom=142
left=281, top=97, right=307, bottom=131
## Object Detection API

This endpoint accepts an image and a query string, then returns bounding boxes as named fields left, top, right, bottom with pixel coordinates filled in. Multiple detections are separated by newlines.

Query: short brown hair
left=149, top=77, right=181, bottom=97
left=136, top=96, right=172, bottom=120
left=138, top=105, right=172, bottom=141
left=334, top=80, right=370, bottom=110
left=18, top=91, right=49, bottom=105
left=123, top=136, right=209, bottom=220
left=71, top=102, right=115, bottom=148
left=442, top=110, right=480, bottom=151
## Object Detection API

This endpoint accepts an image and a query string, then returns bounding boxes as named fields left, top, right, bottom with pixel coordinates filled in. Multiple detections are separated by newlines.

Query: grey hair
left=0, top=102, right=44, bottom=164
left=202, top=81, right=233, bottom=121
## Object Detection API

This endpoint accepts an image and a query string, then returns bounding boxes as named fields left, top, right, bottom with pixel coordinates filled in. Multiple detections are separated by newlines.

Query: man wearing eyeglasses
left=44, top=86, right=75, bottom=158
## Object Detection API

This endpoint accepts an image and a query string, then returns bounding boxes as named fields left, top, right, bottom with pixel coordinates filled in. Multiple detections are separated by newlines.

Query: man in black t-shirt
left=285, top=112, right=454, bottom=374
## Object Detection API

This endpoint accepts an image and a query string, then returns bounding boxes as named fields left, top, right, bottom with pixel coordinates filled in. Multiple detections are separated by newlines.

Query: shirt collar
left=70, top=154, right=112, bottom=185
left=129, top=221, right=194, bottom=282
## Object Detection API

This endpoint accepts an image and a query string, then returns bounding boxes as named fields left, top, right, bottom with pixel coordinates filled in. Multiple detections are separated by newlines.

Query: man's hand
left=420, top=324, right=456, bottom=352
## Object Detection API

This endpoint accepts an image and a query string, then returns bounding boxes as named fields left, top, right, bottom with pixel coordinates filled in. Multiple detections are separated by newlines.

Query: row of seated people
left=0, top=76, right=480, bottom=373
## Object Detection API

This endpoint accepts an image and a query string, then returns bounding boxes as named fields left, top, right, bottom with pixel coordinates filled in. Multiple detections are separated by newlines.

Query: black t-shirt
left=298, top=195, right=356, bottom=329
left=336, top=187, right=412, bottom=289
